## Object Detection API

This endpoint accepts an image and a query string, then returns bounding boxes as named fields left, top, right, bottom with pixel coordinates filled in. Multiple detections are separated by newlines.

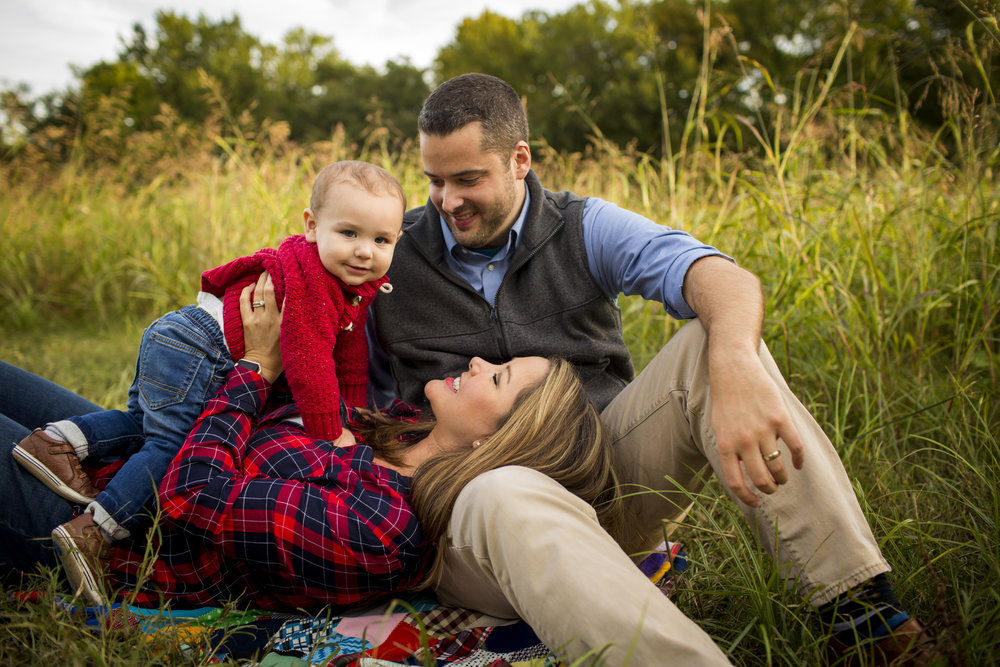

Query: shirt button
left=487, top=264, right=495, bottom=271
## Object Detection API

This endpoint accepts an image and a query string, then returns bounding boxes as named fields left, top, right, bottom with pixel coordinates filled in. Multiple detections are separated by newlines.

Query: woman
left=1, top=273, right=622, bottom=613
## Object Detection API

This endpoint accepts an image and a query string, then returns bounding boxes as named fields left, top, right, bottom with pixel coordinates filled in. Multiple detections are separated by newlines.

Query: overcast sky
left=0, top=0, right=580, bottom=96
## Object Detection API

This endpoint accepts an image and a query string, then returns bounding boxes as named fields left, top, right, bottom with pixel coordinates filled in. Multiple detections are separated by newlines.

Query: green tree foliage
left=434, top=2, right=661, bottom=152
left=117, top=12, right=263, bottom=125
left=432, top=0, right=998, bottom=156
left=303, top=59, right=430, bottom=145
left=2, top=1, right=996, bottom=165
left=0, top=10, right=430, bottom=164
left=104, top=11, right=430, bottom=144
left=1, top=85, right=35, bottom=159
left=79, top=61, right=159, bottom=130
left=249, top=29, right=426, bottom=144
left=432, top=0, right=748, bottom=153
left=724, top=0, right=999, bottom=127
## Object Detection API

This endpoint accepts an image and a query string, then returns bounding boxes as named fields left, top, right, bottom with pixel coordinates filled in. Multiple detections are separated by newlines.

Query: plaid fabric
left=418, top=606, right=483, bottom=638
left=108, top=367, right=428, bottom=610
left=427, top=626, right=489, bottom=661
left=19, top=543, right=686, bottom=665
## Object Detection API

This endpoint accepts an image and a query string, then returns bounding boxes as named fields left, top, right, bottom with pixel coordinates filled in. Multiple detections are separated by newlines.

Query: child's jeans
left=66, top=305, right=232, bottom=532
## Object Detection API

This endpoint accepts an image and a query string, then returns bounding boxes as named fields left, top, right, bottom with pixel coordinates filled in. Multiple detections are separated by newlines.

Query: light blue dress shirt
left=366, top=186, right=730, bottom=404
left=439, top=187, right=728, bottom=317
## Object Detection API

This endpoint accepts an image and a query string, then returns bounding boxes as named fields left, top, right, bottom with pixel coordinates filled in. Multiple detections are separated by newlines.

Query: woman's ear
left=303, top=208, right=318, bottom=242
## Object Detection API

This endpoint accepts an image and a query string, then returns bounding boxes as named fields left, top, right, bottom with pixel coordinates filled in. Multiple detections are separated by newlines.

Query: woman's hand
left=240, top=272, right=283, bottom=383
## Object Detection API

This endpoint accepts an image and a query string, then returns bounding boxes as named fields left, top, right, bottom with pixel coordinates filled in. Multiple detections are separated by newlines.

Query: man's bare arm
left=682, top=256, right=805, bottom=506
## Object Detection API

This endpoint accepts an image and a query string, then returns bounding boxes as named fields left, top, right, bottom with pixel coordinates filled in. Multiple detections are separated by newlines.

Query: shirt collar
left=442, top=186, right=531, bottom=259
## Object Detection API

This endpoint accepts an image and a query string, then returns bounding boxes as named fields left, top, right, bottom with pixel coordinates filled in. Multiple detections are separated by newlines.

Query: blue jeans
left=66, top=305, right=233, bottom=531
left=0, top=360, right=99, bottom=572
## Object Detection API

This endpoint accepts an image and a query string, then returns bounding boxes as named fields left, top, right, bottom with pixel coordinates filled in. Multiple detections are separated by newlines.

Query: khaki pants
left=433, top=320, right=889, bottom=665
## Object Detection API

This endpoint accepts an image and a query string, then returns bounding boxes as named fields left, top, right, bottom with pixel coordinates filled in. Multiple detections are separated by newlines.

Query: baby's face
left=304, top=182, right=403, bottom=286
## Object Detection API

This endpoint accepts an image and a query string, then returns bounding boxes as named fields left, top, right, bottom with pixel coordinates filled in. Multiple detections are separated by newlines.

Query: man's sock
left=818, top=573, right=911, bottom=646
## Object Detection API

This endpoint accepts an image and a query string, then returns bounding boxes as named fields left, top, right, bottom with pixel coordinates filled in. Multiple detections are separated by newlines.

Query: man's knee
left=455, top=467, right=564, bottom=514
left=452, top=466, right=598, bottom=533
left=667, top=318, right=708, bottom=354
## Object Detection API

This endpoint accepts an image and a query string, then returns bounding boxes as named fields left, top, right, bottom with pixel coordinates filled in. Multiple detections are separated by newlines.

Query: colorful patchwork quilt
left=18, top=542, right=685, bottom=666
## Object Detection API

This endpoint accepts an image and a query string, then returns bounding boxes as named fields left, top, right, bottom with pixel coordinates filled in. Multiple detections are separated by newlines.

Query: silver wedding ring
left=252, top=301, right=266, bottom=309
left=763, top=450, right=782, bottom=462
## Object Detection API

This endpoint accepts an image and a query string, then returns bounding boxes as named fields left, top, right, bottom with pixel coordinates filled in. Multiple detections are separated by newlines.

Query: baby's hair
left=311, top=161, right=406, bottom=212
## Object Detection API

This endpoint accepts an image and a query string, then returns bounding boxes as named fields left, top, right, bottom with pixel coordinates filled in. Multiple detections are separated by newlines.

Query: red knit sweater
left=200, top=235, right=388, bottom=440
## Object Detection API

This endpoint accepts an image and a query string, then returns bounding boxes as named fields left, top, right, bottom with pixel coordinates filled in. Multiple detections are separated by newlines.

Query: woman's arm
left=156, top=270, right=282, bottom=535
left=157, top=371, right=424, bottom=603
left=154, top=273, right=424, bottom=605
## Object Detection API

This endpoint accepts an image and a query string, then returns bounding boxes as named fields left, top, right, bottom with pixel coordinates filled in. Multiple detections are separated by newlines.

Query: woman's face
left=425, top=356, right=550, bottom=446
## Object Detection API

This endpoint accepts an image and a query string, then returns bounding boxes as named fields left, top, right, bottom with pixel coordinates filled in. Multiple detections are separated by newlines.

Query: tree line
left=2, top=0, right=996, bottom=163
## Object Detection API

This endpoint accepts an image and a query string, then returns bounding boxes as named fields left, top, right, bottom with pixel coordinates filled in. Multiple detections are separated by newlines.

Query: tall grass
left=2, top=18, right=999, bottom=666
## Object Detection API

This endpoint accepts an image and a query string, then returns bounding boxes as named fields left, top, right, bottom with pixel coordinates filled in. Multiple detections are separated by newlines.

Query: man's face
left=419, top=122, right=530, bottom=249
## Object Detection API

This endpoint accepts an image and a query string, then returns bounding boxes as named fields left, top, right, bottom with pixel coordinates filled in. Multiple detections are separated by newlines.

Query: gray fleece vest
left=372, top=170, right=634, bottom=411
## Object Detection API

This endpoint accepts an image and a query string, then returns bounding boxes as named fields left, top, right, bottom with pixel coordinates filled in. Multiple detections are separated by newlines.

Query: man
left=369, top=73, right=932, bottom=665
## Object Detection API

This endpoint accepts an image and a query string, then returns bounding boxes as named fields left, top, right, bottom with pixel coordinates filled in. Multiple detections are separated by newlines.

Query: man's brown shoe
left=12, top=429, right=98, bottom=504
left=52, top=513, right=110, bottom=607
left=829, top=618, right=941, bottom=666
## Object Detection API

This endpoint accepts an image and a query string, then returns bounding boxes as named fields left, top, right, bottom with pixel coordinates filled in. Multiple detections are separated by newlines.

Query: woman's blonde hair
left=407, top=358, right=625, bottom=588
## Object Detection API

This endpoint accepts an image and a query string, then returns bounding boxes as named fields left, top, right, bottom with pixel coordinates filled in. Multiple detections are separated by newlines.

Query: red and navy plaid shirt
left=107, top=367, right=428, bottom=610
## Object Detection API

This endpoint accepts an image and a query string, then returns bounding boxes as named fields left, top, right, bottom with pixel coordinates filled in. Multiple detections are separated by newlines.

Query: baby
left=13, top=160, right=404, bottom=571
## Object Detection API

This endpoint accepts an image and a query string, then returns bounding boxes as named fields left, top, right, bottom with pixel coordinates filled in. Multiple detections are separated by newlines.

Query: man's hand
left=709, top=343, right=805, bottom=506
left=683, top=256, right=805, bottom=506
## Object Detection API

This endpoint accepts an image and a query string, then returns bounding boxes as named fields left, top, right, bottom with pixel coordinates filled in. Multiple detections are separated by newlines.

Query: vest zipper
left=488, top=221, right=564, bottom=359
left=488, top=307, right=506, bottom=357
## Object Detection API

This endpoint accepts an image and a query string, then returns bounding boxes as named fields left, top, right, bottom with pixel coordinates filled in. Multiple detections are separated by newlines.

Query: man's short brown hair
left=418, top=73, right=529, bottom=156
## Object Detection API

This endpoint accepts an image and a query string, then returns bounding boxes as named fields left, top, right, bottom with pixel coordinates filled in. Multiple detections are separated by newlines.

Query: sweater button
left=344, top=322, right=354, bottom=331
left=351, top=296, right=362, bottom=306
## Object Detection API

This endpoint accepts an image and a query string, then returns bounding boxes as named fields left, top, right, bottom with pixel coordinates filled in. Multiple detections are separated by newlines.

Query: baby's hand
left=333, top=429, right=357, bottom=448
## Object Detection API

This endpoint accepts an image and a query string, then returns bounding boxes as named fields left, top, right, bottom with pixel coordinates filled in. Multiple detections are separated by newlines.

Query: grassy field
left=2, top=58, right=999, bottom=665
